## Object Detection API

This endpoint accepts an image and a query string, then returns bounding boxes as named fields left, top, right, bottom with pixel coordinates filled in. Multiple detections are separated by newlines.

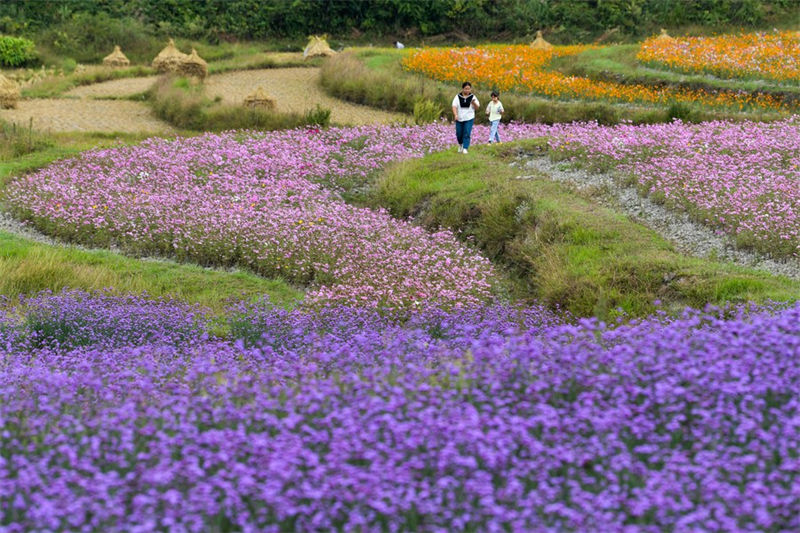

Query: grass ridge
left=371, top=142, right=800, bottom=318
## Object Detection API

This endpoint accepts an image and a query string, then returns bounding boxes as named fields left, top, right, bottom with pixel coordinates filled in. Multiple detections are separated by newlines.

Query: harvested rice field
left=0, top=67, right=407, bottom=133
left=0, top=98, right=174, bottom=134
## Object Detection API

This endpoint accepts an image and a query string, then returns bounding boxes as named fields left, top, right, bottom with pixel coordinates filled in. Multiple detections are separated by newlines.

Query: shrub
left=304, top=104, right=331, bottom=127
left=3, top=0, right=795, bottom=41
left=666, top=101, right=701, bottom=122
left=413, top=99, right=444, bottom=124
left=0, top=119, right=53, bottom=160
left=61, top=57, right=77, bottom=74
left=0, top=35, right=35, bottom=67
left=204, top=104, right=330, bottom=131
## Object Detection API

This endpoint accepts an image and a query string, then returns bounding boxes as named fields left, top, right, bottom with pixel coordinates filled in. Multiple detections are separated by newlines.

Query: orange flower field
left=403, top=44, right=789, bottom=111
left=637, top=31, right=800, bottom=83
left=402, top=44, right=591, bottom=93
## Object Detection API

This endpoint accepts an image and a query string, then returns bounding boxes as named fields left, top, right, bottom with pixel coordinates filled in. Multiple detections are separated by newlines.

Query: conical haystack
left=244, top=87, right=276, bottom=110
left=103, top=45, right=130, bottom=68
left=655, top=28, right=674, bottom=41
left=530, top=30, right=553, bottom=50
left=303, top=35, right=336, bottom=59
left=0, top=74, right=20, bottom=109
left=177, top=48, right=208, bottom=80
left=152, top=38, right=188, bottom=73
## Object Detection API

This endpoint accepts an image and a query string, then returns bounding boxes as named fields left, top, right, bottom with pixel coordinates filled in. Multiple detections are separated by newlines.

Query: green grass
left=0, top=130, right=160, bottom=189
left=358, top=48, right=410, bottom=71
left=372, top=142, right=800, bottom=319
left=0, top=231, right=302, bottom=313
left=320, top=51, right=433, bottom=115
left=322, top=50, right=630, bottom=124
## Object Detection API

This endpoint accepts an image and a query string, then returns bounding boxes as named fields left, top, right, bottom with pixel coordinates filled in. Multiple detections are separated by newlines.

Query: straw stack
left=178, top=48, right=208, bottom=80
left=244, top=87, right=276, bottom=110
left=530, top=30, right=553, bottom=50
left=152, top=38, right=188, bottom=73
left=103, top=45, right=130, bottom=68
left=0, top=74, right=20, bottom=109
left=303, top=35, right=336, bottom=59
left=655, top=28, right=674, bottom=41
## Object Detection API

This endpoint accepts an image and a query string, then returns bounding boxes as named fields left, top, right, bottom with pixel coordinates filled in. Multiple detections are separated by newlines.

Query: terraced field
left=0, top=67, right=408, bottom=133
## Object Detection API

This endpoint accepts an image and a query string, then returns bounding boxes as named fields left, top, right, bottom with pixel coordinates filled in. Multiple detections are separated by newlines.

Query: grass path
left=0, top=230, right=302, bottom=312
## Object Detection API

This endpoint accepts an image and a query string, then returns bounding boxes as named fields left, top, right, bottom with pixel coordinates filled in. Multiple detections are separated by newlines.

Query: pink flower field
left=10, top=118, right=797, bottom=309
left=5, top=123, right=551, bottom=309
left=548, top=117, right=800, bottom=257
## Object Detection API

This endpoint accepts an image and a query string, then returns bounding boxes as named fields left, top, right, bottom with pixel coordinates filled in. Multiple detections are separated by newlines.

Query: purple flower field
left=4, top=123, right=551, bottom=310
left=548, top=117, right=800, bottom=257
left=5, top=119, right=800, bottom=531
left=2, top=292, right=800, bottom=531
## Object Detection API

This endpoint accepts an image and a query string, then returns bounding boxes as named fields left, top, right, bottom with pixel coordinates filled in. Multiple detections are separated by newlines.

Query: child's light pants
left=489, top=120, right=500, bottom=143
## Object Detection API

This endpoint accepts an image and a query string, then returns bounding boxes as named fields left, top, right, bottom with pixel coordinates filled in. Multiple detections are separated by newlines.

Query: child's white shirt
left=486, top=100, right=504, bottom=121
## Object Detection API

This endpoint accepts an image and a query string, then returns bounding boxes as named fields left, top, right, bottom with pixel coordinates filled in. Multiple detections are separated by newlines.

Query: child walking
left=485, top=91, right=504, bottom=144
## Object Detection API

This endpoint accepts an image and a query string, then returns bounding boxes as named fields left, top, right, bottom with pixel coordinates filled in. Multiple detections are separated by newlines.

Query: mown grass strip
left=548, top=44, right=800, bottom=107
left=372, top=142, right=800, bottom=318
left=0, top=231, right=302, bottom=312
left=207, top=53, right=322, bottom=75
left=20, top=66, right=156, bottom=98
left=0, top=130, right=158, bottom=189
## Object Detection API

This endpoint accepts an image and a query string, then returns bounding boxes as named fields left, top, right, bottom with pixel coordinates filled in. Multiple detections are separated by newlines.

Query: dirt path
left=204, top=68, right=409, bottom=125
left=64, top=76, right=159, bottom=99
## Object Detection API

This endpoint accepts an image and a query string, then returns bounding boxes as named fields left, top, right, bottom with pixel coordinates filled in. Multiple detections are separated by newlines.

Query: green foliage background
left=1, top=0, right=797, bottom=42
